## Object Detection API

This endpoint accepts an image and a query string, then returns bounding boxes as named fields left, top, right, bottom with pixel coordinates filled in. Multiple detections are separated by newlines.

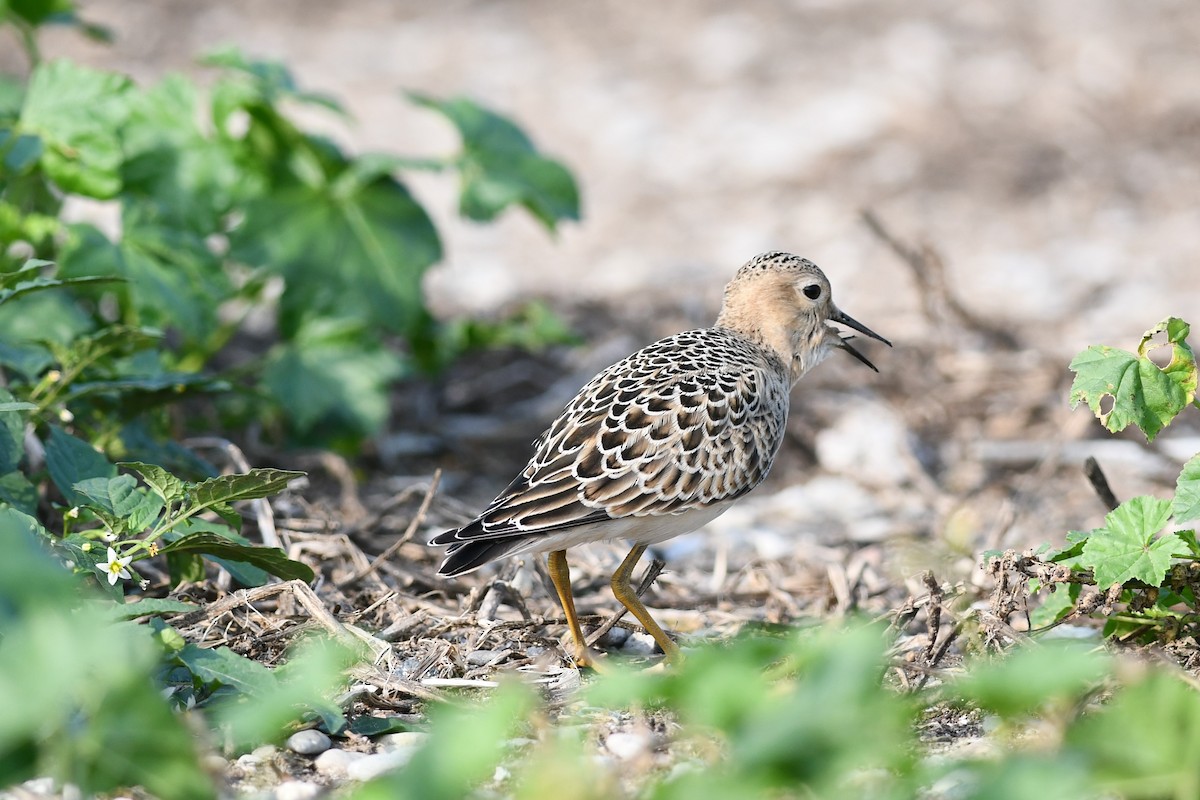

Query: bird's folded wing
left=435, top=333, right=788, bottom=544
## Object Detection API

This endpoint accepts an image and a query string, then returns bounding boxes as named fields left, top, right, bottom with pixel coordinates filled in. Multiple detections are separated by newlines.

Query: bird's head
left=717, top=251, right=891, bottom=379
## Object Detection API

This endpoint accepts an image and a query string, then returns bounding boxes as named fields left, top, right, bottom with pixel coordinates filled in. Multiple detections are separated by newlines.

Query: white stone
left=604, top=731, right=649, bottom=760
left=313, top=748, right=367, bottom=778
left=275, top=780, right=322, bottom=800
left=287, top=729, right=332, bottom=756
left=378, top=731, right=430, bottom=752
left=346, top=748, right=418, bottom=782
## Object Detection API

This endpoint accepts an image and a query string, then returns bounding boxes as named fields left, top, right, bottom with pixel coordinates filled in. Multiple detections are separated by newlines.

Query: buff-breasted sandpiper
left=431, top=252, right=890, bottom=667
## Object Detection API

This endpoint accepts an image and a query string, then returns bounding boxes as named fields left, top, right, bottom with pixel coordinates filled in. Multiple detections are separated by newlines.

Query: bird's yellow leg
left=610, top=544, right=680, bottom=663
left=546, top=550, right=595, bottom=668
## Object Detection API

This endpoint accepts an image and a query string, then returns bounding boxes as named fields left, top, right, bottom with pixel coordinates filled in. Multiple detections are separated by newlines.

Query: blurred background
left=28, top=0, right=1200, bottom=348
left=18, top=0, right=1200, bottom=595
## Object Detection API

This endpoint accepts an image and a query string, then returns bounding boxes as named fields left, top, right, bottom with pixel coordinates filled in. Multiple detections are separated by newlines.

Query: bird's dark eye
left=803, top=284, right=822, bottom=300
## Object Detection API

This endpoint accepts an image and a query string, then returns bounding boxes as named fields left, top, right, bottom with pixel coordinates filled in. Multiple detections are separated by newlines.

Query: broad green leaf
left=188, top=468, right=304, bottom=508
left=119, top=460, right=185, bottom=503
left=954, top=642, right=1109, bottom=718
left=1069, top=348, right=1184, bottom=441
left=119, top=74, right=241, bottom=233
left=165, top=550, right=205, bottom=586
left=172, top=520, right=271, bottom=587
left=1068, top=672, right=1200, bottom=798
left=262, top=329, right=405, bottom=439
left=73, top=474, right=164, bottom=533
left=202, top=46, right=347, bottom=115
left=158, top=532, right=313, bottom=582
left=6, top=0, right=76, bottom=27
left=355, top=684, right=536, bottom=800
left=101, top=597, right=198, bottom=620
left=174, top=643, right=276, bottom=696
left=1080, top=496, right=1180, bottom=588
left=0, top=388, right=26, bottom=474
left=59, top=218, right=228, bottom=344
left=117, top=422, right=216, bottom=480
left=1069, top=317, right=1197, bottom=441
left=19, top=60, right=133, bottom=197
left=228, top=169, right=441, bottom=340
left=410, top=93, right=580, bottom=231
left=1174, top=454, right=1200, bottom=523
left=0, top=471, right=38, bottom=515
left=0, top=340, right=54, bottom=379
left=216, top=637, right=355, bottom=749
left=1029, top=582, right=1081, bottom=628
left=0, top=132, right=42, bottom=174
left=0, top=529, right=213, bottom=799
left=44, top=425, right=116, bottom=506
left=349, top=716, right=413, bottom=737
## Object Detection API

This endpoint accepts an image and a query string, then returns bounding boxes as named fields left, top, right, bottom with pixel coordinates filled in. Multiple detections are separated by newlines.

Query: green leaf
left=1068, top=672, right=1200, bottom=798
left=1141, top=317, right=1198, bottom=406
left=262, top=325, right=405, bottom=440
left=1080, top=496, right=1180, bottom=588
left=18, top=60, right=133, bottom=198
left=228, top=167, right=442, bottom=340
left=119, top=74, right=241, bottom=233
left=954, top=642, right=1109, bottom=718
left=202, top=46, right=347, bottom=115
left=1174, top=454, right=1200, bottom=524
left=215, top=637, right=356, bottom=750
left=1069, top=317, right=1197, bottom=441
left=1029, top=582, right=1081, bottom=628
left=188, top=468, right=304, bottom=508
left=174, top=642, right=276, bottom=696
left=0, top=388, right=27, bottom=474
left=73, top=474, right=164, bottom=533
left=59, top=218, right=228, bottom=344
left=0, top=470, right=38, bottom=515
left=101, top=597, right=198, bottom=620
left=44, top=425, right=116, bottom=506
left=410, top=93, right=580, bottom=231
left=356, top=684, right=536, bottom=800
left=119, top=460, right=186, bottom=503
left=349, top=716, right=413, bottom=737
left=158, top=532, right=313, bottom=582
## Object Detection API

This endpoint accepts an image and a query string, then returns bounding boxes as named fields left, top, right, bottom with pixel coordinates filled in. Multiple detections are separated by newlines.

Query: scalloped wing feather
left=434, top=328, right=790, bottom=546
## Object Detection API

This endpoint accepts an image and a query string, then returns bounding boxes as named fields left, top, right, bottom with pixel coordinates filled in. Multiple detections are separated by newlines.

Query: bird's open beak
left=830, top=309, right=892, bottom=373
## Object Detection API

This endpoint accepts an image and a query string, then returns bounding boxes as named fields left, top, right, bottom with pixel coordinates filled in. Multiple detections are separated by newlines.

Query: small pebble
left=275, top=779, right=323, bottom=800
left=378, top=731, right=430, bottom=752
left=346, top=748, right=417, bottom=781
left=22, top=778, right=56, bottom=795
left=236, top=753, right=263, bottom=769
left=604, top=731, right=649, bottom=761
left=253, top=744, right=279, bottom=759
left=314, top=748, right=367, bottom=778
left=287, top=729, right=332, bottom=756
left=620, top=632, right=660, bottom=656
left=594, top=626, right=630, bottom=649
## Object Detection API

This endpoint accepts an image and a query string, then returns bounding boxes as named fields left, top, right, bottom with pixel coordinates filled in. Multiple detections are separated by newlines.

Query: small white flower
left=97, top=547, right=132, bottom=586
left=101, top=530, right=117, bottom=543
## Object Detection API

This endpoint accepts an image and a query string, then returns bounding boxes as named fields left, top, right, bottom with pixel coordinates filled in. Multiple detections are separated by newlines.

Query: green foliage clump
left=1, top=4, right=580, bottom=446
left=345, top=624, right=1200, bottom=800
left=1017, top=317, right=1200, bottom=639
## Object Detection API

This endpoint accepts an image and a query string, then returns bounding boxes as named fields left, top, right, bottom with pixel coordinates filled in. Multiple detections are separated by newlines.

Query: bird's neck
left=716, top=307, right=822, bottom=385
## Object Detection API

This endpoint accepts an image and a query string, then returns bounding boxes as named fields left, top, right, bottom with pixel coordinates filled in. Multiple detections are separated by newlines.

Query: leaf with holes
left=1080, top=496, right=1182, bottom=588
left=1069, top=317, right=1197, bottom=441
